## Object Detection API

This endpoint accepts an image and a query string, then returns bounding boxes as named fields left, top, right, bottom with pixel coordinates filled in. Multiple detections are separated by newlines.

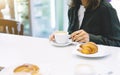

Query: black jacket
left=68, top=0, right=120, bottom=47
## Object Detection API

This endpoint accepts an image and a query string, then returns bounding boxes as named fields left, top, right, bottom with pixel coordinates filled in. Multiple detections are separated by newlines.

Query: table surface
left=0, top=33, right=120, bottom=75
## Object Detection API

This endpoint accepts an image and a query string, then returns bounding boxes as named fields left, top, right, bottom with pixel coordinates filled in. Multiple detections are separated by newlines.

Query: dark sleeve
left=68, top=7, right=75, bottom=34
left=90, top=4, right=120, bottom=47
left=90, top=34, right=120, bottom=47
left=68, top=7, right=80, bottom=34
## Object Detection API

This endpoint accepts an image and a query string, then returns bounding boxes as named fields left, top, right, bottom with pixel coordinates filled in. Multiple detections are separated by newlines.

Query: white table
left=0, top=33, right=120, bottom=75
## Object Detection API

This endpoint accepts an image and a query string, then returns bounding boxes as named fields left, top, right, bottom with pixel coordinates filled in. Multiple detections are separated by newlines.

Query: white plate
left=50, top=40, right=72, bottom=47
left=73, top=44, right=111, bottom=58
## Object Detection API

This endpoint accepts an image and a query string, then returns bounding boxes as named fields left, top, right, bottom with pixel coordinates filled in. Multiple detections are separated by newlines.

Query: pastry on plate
left=78, top=42, right=98, bottom=54
left=13, top=64, right=40, bottom=75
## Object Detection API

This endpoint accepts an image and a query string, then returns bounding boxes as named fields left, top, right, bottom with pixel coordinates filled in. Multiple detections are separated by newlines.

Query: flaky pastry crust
left=79, top=42, right=98, bottom=54
left=13, top=64, right=40, bottom=75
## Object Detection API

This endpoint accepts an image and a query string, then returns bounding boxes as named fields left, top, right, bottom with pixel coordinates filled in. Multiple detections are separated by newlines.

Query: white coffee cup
left=54, top=31, right=69, bottom=44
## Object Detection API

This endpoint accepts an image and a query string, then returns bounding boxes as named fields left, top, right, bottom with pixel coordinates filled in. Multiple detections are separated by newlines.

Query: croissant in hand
left=79, top=42, right=98, bottom=54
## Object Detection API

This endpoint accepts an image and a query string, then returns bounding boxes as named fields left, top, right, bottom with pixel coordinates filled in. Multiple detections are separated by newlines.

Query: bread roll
left=79, top=42, right=98, bottom=54
left=13, top=64, right=40, bottom=75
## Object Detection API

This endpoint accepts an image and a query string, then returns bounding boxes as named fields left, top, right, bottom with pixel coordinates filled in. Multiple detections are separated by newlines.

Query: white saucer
left=50, top=40, right=72, bottom=47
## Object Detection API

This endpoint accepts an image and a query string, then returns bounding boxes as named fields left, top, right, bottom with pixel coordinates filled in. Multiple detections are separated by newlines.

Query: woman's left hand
left=70, top=29, right=89, bottom=43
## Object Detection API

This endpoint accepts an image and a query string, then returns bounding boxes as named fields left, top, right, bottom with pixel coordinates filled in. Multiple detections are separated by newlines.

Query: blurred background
left=0, top=0, right=120, bottom=38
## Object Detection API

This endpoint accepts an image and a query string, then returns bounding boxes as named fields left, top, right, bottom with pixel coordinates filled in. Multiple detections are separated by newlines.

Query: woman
left=50, top=0, right=120, bottom=47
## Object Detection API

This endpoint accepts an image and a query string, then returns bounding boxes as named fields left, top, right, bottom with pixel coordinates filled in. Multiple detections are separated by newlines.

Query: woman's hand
left=49, top=33, right=55, bottom=41
left=70, top=30, right=89, bottom=43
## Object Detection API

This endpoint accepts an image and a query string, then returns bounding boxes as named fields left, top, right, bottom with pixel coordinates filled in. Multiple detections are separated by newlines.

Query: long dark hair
left=69, top=0, right=101, bottom=9
left=68, top=0, right=81, bottom=8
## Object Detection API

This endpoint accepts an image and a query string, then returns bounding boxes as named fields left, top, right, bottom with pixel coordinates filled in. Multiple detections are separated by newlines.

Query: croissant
left=13, top=64, right=40, bottom=75
left=79, top=42, right=98, bottom=54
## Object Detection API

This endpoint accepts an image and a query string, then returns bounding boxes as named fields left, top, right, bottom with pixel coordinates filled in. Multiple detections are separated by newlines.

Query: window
left=1, top=0, right=67, bottom=38
left=30, top=0, right=56, bottom=38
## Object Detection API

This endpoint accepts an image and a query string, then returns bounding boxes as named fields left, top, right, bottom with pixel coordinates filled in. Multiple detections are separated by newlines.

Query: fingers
left=70, top=30, right=89, bottom=43
left=76, top=35, right=88, bottom=42
left=49, top=34, right=55, bottom=41
left=71, top=30, right=82, bottom=38
left=71, top=30, right=85, bottom=41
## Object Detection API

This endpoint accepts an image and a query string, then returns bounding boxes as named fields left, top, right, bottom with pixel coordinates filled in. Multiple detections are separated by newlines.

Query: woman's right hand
left=70, top=29, right=89, bottom=43
left=49, top=33, right=55, bottom=41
